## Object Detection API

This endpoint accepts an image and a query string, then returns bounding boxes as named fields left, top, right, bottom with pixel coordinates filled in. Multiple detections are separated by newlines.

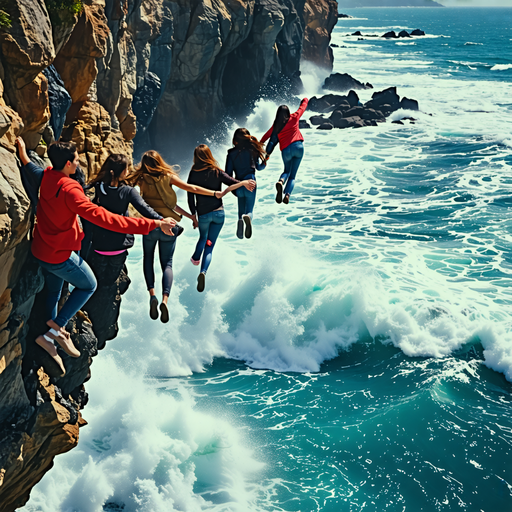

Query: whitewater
left=22, top=7, right=512, bottom=512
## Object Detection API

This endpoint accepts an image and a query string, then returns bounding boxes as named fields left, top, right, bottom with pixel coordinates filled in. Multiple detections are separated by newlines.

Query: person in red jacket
left=16, top=138, right=175, bottom=374
left=261, top=98, right=308, bottom=204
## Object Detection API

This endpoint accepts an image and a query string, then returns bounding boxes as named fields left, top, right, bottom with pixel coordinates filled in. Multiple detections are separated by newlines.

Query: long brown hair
left=127, top=150, right=180, bottom=186
left=191, top=144, right=223, bottom=176
left=233, top=128, right=266, bottom=162
left=89, top=154, right=129, bottom=186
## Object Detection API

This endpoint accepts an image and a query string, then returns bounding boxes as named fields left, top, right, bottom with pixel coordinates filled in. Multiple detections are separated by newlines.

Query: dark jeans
left=86, top=251, right=128, bottom=287
left=236, top=185, right=257, bottom=219
left=280, top=140, right=304, bottom=197
left=191, top=210, right=225, bottom=274
left=143, top=228, right=176, bottom=296
left=37, top=251, right=97, bottom=328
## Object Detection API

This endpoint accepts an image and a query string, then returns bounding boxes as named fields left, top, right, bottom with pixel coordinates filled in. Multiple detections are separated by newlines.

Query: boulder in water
left=310, top=115, right=326, bottom=126
left=370, top=87, right=400, bottom=109
left=400, top=97, right=419, bottom=111
left=317, top=122, right=334, bottom=130
left=398, top=30, right=411, bottom=38
left=411, top=29, right=426, bottom=36
left=382, top=31, right=398, bottom=38
left=343, top=106, right=366, bottom=118
left=299, top=119, right=311, bottom=129
left=323, top=73, right=372, bottom=92
left=352, top=31, right=362, bottom=36
left=347, top=90, right=360, bottom=108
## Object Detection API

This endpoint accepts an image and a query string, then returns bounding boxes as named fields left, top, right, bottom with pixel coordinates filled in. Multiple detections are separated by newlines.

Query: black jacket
left=91, top=182, right=162, bottom=251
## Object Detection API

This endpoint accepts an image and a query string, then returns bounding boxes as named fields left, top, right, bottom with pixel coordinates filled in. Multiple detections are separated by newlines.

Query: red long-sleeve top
left=261, top=98, right=309, bottom=151
left=32, top=168, right=157, bottom=264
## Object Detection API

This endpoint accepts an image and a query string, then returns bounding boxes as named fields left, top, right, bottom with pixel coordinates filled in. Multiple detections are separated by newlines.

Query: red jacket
left=261, top=98, right=309, bottom=151
left=32, top=168, right=157, bottom=264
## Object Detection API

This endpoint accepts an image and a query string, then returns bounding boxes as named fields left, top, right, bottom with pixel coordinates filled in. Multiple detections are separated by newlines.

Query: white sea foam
left=464, top=42, right=484, bottom=46
left=21, top=358, right=263, bottom=512
left=491, top=64, right=512, bottom=71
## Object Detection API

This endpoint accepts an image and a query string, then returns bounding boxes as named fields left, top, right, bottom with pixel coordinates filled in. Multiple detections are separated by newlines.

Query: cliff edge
left=0, top=0, right=337, bottom=509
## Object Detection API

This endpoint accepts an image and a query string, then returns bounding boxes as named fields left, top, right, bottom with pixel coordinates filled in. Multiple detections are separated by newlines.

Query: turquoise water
left=22, top=8, right=512, bottom=512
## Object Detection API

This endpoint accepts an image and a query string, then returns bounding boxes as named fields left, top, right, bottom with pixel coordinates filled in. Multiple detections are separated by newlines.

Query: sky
left=437, top=0, right=512, bottom=5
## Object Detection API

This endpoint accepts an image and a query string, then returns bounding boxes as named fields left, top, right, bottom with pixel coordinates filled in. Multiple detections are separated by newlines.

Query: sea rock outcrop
left=0, top=1, right=339, bottom=509
left=307, top=85, right=420, bottom=130
left=302, top=0, right=338, bottom=69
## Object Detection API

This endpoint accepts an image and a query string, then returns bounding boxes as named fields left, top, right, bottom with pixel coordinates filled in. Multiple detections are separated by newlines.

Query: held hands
left=192, top=215, right=199, bottom=229
left=159, top=217, right=177, bottom=235
left=243, top=180, right=256, bottom=192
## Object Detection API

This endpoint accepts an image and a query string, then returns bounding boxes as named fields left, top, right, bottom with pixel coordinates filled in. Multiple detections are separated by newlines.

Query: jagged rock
left=331, top=43, right=339, bottom=48
left=317, top=122, right=333, bottom=130
left=132, top=72, right=162, bottom=142
left=299, top=120, right=311, bottom=129
left=343, top=106, right=366, bottom=118
left=352, top=31, right=362, bottom=36
left=399, top=30, right=411, bottom=38
left=307, top=94, right=347, bottom=112
left=54, top=4, right=109, bottom=105
left=332, top=117, right=350, bottom=129
left=347, top=90, right=360, bottom=108
left=411, top=29, right=426, bottom=36
left=369, top=87, right=400, bottom=109
left=310, top=115, right=327, bottom=126
left=42, top=65, right=72, bottom=141
left=345, top=116, right=366, bottom=128
left=323, top=73, right=372, bottom=92
left=392, top=120, right=404, bottom=125
left=382, top=31, right=398, bottom=38
left=302, top=0, right=338, bottom=70
left=400, top=97, right=419, bottom=110
left=361, top=108, right=385, bottom=121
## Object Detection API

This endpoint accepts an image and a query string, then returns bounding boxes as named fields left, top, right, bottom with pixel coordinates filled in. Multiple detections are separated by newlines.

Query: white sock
left=43, top=334, right=56, bottom=346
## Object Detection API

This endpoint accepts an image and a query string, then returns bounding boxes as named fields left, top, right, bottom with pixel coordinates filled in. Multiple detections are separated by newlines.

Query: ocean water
left=22, top=7, right=512, bottom=512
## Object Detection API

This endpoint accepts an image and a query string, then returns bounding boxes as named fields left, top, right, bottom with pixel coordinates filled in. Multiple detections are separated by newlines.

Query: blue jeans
left=192, top=210, right=225, bottom=274
left=280, top=140, right=304, bottom=197
left=143, top=228, right=176, bottom=296
left=37, top=251, right=97, bottom=328
left=236, top=185, right=257, bottom=219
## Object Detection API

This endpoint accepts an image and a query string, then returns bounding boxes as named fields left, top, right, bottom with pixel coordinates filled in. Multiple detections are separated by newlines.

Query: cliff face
left=0, top=0, right=337, bottom=509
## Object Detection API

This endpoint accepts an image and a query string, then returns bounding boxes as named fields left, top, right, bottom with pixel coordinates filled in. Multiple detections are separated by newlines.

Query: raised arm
left=294, top=97, right=309, bottom=119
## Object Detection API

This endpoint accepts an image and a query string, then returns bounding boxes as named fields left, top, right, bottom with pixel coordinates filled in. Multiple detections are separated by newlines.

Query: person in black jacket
left=187, top=144, right=255, bottom=292
left=225, top=128, right=267, bottom=240
left=86, top=154, right=179, bottom=299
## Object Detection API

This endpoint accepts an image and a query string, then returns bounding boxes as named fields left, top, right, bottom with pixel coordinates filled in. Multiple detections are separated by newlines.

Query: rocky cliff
left=0, top=0, right=337, bottom=509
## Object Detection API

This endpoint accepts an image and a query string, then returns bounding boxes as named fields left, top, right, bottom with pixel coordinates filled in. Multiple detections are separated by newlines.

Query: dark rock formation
left=308, top=86, right=419, bottom=130
left=400, top=97, right=419, bottom=111
left=411, top=29, right=426, bottom=36
left=398, top=30, right=411, bottom=38
left=382, top=31, right=398, bottom=38
left=302, top=0, right=338, bottom=70
left=317, top=122, right=333, bottom=130
left=299, top=119, right=311, bottom=128
left=352, top=31, right=362, bottom=36
left=322, top=72, right=372, bottom=92
left=42, top=65, right=72, bottom=141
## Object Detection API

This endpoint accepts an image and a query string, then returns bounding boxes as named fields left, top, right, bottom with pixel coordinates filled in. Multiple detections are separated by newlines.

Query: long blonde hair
left=191, top=144, right=223, bottom=176
left=128, top=150, right=180, bottom=186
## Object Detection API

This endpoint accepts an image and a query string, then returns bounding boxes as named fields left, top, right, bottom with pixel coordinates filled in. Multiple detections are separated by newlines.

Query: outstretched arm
left=171, top=174, right=221, bottom=198
left=219, top=179, right=256, bottom=198
left=294, top=97, right=309, bottom=119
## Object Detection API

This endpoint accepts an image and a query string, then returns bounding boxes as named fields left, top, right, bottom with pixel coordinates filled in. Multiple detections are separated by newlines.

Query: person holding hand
left=15, top=137, right=175, bottom=374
